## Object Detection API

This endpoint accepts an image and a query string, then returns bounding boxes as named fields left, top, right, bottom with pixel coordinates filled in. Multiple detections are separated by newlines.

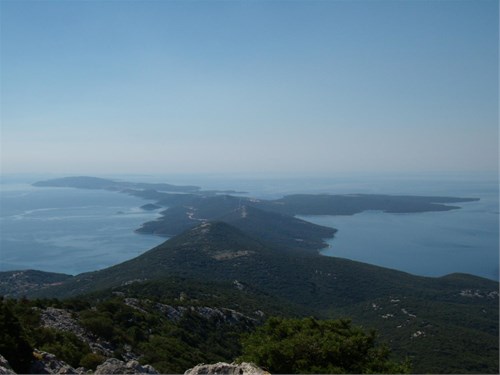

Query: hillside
left=23, top=221, right=499, bottom=373
left=0, top=270, right=72, bottom=298
left=136, top=199, right=336, bottom=251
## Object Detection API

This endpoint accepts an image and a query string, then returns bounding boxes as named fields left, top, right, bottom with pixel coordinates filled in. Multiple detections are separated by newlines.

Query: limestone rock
left=184, top=362, right=269, bottom=375
left=40, top=307, right=115, bottom=357
left=0, top=355, right=16, bottom=374
left=94, top=359, right=158, bottom=374
left=154, top=301, right=256, bottom=325
left=30, top=350, right=77, bottom=374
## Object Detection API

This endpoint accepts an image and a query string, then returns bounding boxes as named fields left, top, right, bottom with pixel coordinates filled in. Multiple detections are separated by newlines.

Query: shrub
left=79, top=352, right=106, bottom=370
left=239, top=317, right=410, bottom=374
left=0, top=298, right=34, bottom=373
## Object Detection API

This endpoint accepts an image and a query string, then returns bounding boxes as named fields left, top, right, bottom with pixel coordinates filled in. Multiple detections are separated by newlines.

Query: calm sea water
left=0, top=173, right=498, bottom=280
left=0, top=179, right=166, bottom=275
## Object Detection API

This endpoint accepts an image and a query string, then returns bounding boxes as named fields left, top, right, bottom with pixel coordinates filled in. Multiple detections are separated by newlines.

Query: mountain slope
left=27, top=222, right=499, bottom=373
left=0, top=270, right=72, bottom=298
left=32, top=221, right=498, bottom=309
left=136, top=198, right=336, bottom=251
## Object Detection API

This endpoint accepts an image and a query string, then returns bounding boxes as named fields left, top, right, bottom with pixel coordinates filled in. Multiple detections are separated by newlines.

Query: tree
left=239, top=317, right=410, bottom=374
left=0, top=298, right=34, bottom=373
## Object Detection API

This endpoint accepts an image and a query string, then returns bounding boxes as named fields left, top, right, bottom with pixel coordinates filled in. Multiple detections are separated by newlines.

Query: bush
left=80, top=315, right=115, bottom=341
left=34, top=328, right=91, bottom=368
left=79, top=352, right=105, bottom=370
left=0, top=298, right=34, bottom=373
left=239, top=317, right=410, bottom=374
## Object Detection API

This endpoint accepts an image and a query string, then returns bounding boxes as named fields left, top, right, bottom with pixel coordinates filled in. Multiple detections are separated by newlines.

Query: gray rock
left=119, top=299, right=257, bottom=327
left=0, top=355, right=16, bottom=375
left=184, top=362, right=268, bottom=375
left=40, top=307, right=114, bottom=357
left=30, top=350, right=77, bottom=374
left=154, top=302, right=187, bottom=322
left=40, top=308, right=87, bottom=339
left=74, top=367, right=92, bottom=374
left=153, top=302, right=256, bottom=326
left=94, top=359, right=158, bottom=374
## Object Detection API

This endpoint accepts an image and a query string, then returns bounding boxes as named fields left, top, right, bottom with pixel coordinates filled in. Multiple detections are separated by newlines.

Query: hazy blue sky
left=1, top=0, right=498, bottom=176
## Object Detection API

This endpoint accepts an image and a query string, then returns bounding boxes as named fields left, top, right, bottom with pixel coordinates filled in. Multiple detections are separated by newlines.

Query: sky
left=1, top=0, right=498, bottom=177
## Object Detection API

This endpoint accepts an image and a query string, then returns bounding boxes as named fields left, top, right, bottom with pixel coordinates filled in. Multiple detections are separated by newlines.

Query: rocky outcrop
left=40, top=308, right=114, bottom=357
left=155, top=303, right=255, bottom=325
left=28, top=353, right=158, bottom=375
left=40, top=308, right=87, bottom=339
left=94, top=359, right=158, bottom=374
left=0, top=355, right=15, bottom=375
left=124, top=298, right=257, bottom=326
left=30, top=350, right=77, bottom=374
left=184, top=362, right=268, bottom=375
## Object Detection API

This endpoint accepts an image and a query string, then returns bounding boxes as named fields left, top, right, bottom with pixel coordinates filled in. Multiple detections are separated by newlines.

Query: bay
left=176, top=172, right=498, bottom=280
left=0, top=181, right=166, bottom=275
left=298, top=202, right=498, bottom=281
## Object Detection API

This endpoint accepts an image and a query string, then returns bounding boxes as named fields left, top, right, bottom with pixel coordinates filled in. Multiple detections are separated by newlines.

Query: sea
left=0, top=172, right=498, bottom=280
left=0, top=175, right=166, bottom=275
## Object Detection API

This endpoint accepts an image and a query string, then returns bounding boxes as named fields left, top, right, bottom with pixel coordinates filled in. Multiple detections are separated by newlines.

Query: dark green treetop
left=240, top=316, right=410, bottom=374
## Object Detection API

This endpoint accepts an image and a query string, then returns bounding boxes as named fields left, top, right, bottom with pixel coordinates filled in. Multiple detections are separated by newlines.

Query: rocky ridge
left=30, top=350, right=79, bottom=374
left=1, top=355, right=270, bottom=375
left=184, top=362, right=268, bottom=375
left=1, top=352, right=159, bottom=375
left=123, top=297, right=258, bottom=325
left=40, top=307, right=116, bottom=357
left=0, top=355, right=15, bottom=375
left=94, top=359, right=158, bottom=374
left=29, top=301, right=259, bottom=374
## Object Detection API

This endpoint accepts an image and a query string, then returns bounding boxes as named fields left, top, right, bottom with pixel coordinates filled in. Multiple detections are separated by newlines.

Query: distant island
left=33, top=176, right=246, bottom=195
left=33, top=176, right=201, bottom=193
left=33, top=176, right=480, bottom=252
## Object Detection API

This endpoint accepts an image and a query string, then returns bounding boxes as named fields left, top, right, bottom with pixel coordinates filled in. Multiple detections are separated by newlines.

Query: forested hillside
left=3, top=222, right=496, bottom=373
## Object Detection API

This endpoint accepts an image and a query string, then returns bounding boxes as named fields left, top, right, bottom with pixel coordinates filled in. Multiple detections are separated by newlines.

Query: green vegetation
left=136, top=197, right=336, bottom=252
left=265, top=193, right=479, bottom=215
left=35, top=328, right=91, bottom=368
left=333, top=296, right=500, bottom=373
left=20, top=221, right=498, bottom=373
left=134, top=192, right=476, bottom=251
left=0, top=297, right=34, bottom=373
left=0, top=294, right=256, bottom=374
left=240, top=317, right=410, bottom=374
left=1, top=293, right=414, bottom=374
left=0, top=297, right=94, bottom=370
left=78, top=353, right=106, bottom=371
left=0, top=270, right=73, bottom=298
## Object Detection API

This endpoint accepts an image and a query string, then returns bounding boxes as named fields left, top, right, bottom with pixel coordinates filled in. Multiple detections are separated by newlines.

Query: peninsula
left=33, top=176, right=480, bottom=252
